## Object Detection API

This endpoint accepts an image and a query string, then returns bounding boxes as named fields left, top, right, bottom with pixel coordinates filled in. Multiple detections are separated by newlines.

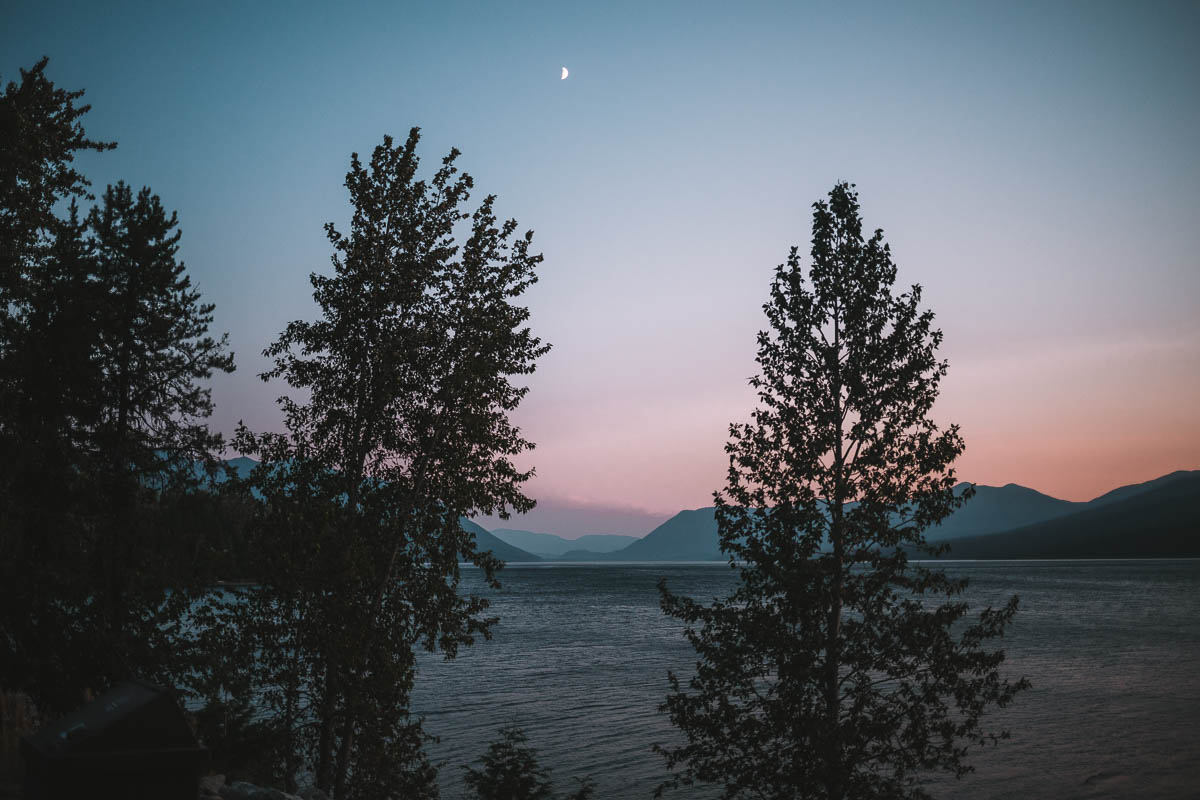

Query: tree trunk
left=825, top=508, right=844, bottom=800
left=825, top=304, right=845, bottom=800
left=330, top=446, right=368, bottom=797
left=283, top=628, right=301, bottom=793
left=316, top=669, right=338, bottom=793
left=105, top=342, right=133, bottom=681
left=334, top=723, right=355, bottom=799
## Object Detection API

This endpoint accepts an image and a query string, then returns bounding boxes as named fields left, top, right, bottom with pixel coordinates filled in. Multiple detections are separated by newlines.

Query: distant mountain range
left=597, top=508, right=720, bottom=561
left=926, top=483, right=1081, bottom=540
left=213, top=458, right=1197, bottom=562
left=489, top=529, right=638, bottom=558
left=928, top=472, right=1200, bottom=559
left=460, top=519, right=542, bottom=562
left=488, top=471, right=1198, bottom=562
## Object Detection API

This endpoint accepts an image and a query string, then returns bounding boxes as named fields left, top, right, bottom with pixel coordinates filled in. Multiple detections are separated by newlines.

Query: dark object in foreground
left=21, top=681, right=207, bottom=799
left=656, top=183, right=1027, bottom=799
left=464, top=725, right=594, bottom=800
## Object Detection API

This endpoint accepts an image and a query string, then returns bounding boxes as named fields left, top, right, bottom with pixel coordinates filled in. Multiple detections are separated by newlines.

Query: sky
left=4, top=0, right=1198, bottom=536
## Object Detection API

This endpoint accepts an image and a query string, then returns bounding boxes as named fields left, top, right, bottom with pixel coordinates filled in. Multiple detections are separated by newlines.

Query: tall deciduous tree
left=231, top=127, right=549, bottom=798
left=657, top=183, right=1027, bottom=800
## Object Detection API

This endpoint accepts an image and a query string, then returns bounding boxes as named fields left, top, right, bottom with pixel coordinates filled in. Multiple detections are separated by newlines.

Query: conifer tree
left=0, top=59, right=116, bottom=707
left=0, top=59, right=113, bottom=617
left=0, top=57, right=114, bottom=307
left=2, top=60, right=230, bottom=710
left=463, top=726, right=595, bottom=800
left=82, top=181, right=234, bottom=681
left=0, top=199, right=106, bottom=708
left=464, top=726, right=555, bottom=800
left=657, top=183, right=1028, bottom=800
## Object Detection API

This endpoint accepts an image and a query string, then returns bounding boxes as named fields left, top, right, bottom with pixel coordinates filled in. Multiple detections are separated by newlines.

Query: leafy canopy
left=216, top=127, right=550, bottom=799
left=657, top=183, right=1027, bottom=800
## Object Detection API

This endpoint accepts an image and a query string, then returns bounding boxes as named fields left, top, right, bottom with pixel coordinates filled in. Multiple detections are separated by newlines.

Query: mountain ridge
left=460, top=519, right=542, bottom=563
left=935, top=473, right=1200, bottom=558
left=545, top=471, right=1196, bottom=561
left=215, top=458, right=1195, bottom=562
left=489, top=529, right=637, bottom=558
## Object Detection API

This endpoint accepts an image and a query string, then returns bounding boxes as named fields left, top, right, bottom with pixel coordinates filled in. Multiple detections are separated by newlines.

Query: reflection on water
left=411, top=560, right=1200, bottom=799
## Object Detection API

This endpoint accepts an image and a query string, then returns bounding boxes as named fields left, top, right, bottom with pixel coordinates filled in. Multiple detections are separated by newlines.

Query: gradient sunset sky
left=4, top=0, right=1197, bottom=535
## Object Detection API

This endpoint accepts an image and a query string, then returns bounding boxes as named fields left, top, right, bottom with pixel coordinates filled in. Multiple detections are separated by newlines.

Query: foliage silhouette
left=464, top=726, right=554, bottom=800
left=84, top=181, right=234, bottom=680
left=464, top=726, right=594, bottom=800
left=0, top=57, right=114, bottom=306
left=214, top=127, right=549, bottom=798
left=656, top=183, right=1028, bottom=800
left=0, top=58, right=115, bottom=709
left=0, top=60, right=232, bottom=710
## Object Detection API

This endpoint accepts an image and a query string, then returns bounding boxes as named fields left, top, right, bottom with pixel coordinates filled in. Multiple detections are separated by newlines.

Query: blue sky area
left=4, top=0, right=1198, bottom=533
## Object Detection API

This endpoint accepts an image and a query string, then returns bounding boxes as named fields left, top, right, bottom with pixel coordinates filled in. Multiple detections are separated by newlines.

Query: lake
left=411, top=560, right=1200, bottom=799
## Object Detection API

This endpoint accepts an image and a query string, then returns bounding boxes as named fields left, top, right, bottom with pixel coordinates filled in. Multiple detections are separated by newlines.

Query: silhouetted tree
left=464, top=726, right=594, bottom=800
left=0, top=57, right=114, bottom=306
left=186, top=449, right=334, bottom=789
left=227, top=127, right=549, bottom=798
left=657, top=183, right=1028, bottom=800
left=79, top=180, right=234, bottom=681
left=0, top=59, right=111, bottom=535
left=465, top=726, right=554, bottom=800
left=0, top=59, right=233, bottom=703
left=0, top=59, right=116, bottom=708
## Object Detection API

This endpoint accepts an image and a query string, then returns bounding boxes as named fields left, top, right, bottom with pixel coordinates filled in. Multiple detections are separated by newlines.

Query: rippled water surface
left=411, top=560, right=1200, bottom=799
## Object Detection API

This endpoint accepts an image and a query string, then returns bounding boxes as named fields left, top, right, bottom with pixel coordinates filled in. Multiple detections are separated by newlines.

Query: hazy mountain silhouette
left=460, top=518, right=542, bottom=562
left=490, top=529, right=638, bottom=557
left=564, top=485, right=1088, bottom=562
left=570, top=533, right=640, bottom=552
left=925, top=484, right=1082, bottom=541
left=518, top=509, right=722, bottom=562
left=223, top=456, right=258, bottom=480
left=935, top=472, right=1200, bottom=558
left=1083, top=469, right=1198, bottom=508
left=214, top=458, right=1194, bottom=561
left=569, top=472, right=1197, bottom=561
left=479, top=499, right=670, bottom=540
left=607, top=509, right=722, bottom=561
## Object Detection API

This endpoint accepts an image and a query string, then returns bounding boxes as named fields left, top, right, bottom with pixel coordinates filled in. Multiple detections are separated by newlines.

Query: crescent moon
left=561, top=66, right=569, bottom=80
